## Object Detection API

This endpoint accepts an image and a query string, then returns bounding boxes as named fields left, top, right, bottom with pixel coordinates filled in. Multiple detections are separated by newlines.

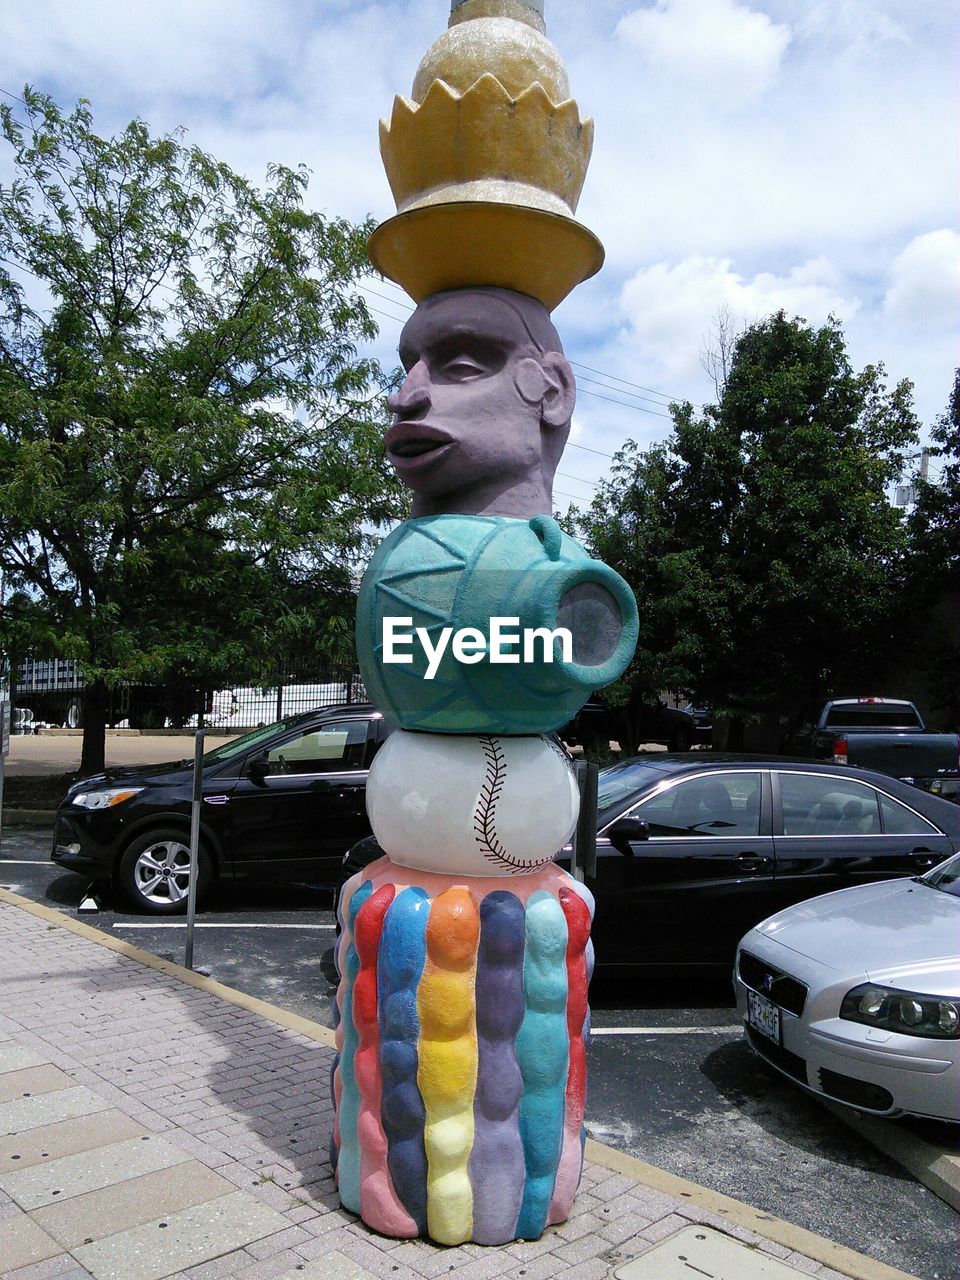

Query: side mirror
left=608, top=815, right=649, bottom=853
left=247, top=751, right=270, bottom=781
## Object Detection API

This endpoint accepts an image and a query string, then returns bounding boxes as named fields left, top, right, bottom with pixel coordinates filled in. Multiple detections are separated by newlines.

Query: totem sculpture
left=331, top=0, right=639, bottom=1246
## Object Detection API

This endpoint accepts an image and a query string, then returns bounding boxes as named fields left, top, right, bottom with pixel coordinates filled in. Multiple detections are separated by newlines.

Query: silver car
left=734, top=853, right=960, bottom=1122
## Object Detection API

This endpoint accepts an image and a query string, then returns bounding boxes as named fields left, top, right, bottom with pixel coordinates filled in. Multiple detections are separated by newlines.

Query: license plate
left=747, top=990, right=781, bottom=1046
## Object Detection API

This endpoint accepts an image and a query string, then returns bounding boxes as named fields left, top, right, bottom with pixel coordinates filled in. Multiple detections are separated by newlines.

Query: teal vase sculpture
left=356, top=512, right=639, bottom=735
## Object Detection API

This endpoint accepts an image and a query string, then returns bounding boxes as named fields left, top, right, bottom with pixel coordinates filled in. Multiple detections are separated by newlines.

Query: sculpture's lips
left=385, top=423, right=454, bottom=468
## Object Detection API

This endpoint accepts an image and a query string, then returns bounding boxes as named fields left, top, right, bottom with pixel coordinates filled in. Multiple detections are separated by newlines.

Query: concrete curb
left=0, top=886, right=920, bottom=1280
left=2, top=808, right=56, bottom=825
left=821, top=1100, right=960, bottom=1212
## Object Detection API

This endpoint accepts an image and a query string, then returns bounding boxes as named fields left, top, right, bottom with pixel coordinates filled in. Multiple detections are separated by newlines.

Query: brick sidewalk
left=0, top=892, right=918, bottom=1280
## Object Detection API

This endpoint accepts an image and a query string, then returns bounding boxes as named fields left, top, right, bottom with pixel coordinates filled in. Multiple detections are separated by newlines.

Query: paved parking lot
left=0, top=826, right=955, bottom=1279
left=3, top=730, right=237, bottom=777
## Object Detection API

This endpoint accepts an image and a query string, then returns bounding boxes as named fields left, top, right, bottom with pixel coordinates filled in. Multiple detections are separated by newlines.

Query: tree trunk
left=78, top=679, right=108, bottom=778
left=712, top=715, right=745, bottom=751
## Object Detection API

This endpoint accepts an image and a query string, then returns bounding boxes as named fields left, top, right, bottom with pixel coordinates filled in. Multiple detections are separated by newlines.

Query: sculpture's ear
left=539, top=352, right=576, bottom=429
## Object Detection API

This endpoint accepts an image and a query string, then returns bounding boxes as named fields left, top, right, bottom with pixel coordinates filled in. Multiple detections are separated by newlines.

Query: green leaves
left=577, top=312, right=921, bottom=729
left=0, top=89, right=406, bottom=766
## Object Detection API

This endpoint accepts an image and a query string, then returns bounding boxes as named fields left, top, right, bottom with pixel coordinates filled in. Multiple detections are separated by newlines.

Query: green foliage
left=577, top=311, right=919, bottom=728
left=903, top=369, right=960, bottom=725
left=0, top=90, right=407, bottom=767
left=909, top=369, right=960, bottom=580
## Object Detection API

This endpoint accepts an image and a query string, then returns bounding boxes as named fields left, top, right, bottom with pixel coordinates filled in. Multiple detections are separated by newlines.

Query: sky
left=1, top=0, right=957, bottom=503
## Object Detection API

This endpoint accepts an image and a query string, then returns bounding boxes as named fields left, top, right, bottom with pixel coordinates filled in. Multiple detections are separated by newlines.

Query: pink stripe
left=352, top=884, right=418, bottom=1237
left=547, top=886, right=592, bottom=1225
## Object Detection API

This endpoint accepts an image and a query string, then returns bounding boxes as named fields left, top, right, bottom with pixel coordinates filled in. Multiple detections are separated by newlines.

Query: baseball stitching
left=473, top=735, right=565, bottom=874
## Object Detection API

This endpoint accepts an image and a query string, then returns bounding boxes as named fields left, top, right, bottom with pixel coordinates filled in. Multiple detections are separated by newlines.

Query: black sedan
left=52, top=704, right=389, bottom=913
left=339, top=756, right=960, bottom=970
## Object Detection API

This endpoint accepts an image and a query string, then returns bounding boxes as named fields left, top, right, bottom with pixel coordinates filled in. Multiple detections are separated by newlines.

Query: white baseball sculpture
left=365, top=730, right=580, bottom=876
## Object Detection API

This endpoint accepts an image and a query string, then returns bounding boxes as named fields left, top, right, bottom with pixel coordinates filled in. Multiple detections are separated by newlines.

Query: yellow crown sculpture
left=368, top=0, right=604, bottom=312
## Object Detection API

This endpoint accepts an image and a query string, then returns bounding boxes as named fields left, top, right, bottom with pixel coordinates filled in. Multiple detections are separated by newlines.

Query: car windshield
left=597, top=760, right=667, bottom=825
left=201, top=714, right=318, bottom=765
left=923, top=853, right=960, bottom=897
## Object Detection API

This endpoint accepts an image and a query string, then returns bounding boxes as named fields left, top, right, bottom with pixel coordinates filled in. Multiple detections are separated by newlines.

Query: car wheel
left=668, top=728, right=693, bottom=752
left=117, top=829, right=212, bottom=915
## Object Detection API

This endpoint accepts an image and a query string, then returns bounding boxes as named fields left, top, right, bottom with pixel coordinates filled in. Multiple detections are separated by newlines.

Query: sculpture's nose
left=387, top=361, right=431, bottom=417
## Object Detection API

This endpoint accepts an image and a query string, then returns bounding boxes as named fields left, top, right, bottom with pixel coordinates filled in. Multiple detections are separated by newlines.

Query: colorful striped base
left=331, top=857, right=594, bottom=1245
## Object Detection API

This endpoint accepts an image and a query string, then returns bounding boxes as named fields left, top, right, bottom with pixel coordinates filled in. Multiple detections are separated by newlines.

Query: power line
left=565, top=439, right=615, bottom=460
left=361, top=284, right=413, bottom=314
left=577, top=385, right=674, bottom=419
left=570, top=359, right=704, bottom=409
left=360, top=280, right=699, bottom=411
left=363, top=304, right=412, bottom=327
left=574, top=370, right=684, bottom=411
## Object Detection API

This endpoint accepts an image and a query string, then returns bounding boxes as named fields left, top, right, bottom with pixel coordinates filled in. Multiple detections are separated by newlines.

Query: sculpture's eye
left=443, top=355, right=487, bottom=381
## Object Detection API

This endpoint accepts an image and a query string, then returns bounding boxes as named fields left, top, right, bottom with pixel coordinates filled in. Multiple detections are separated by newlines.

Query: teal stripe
left=336, top=879, right=373, bottom=1213
left=515, top=890, right=568, bottom=1239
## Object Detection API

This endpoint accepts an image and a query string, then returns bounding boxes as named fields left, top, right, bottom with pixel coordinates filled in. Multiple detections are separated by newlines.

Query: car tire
left=117, top=829, right=212, bottom=915
left=668, top=728, right=693, bottom=752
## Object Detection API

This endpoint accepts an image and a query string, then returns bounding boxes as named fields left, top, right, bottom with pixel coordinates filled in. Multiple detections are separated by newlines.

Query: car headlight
left=70, top=788, right=144, bottom=811
left=840, top=983, right=960, bottom=1039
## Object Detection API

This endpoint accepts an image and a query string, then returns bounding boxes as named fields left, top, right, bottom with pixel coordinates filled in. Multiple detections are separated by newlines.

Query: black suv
left=51, top=704, right=390, bottom=914
left=561, top=698, right=698, bottom=754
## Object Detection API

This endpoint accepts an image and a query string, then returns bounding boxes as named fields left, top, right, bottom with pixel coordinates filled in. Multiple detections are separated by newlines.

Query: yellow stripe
left=416, top=887, right=479, bottom=1244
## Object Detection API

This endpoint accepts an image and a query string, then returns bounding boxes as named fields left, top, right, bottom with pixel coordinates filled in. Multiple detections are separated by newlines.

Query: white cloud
left=0, top=0, right=955, bottom=442
left=883, top=230, right=960, bottom=329
left=794, top=0, right=911, bottom=54
left=615, top=0, right=791, bottom=105
left=617, top=254, right=860, bottom=382
left=0, top=0, right=293, bottom=104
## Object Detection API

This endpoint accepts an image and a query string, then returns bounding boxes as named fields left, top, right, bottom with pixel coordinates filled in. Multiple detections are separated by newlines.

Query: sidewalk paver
left=0, top=890, right=921, bottom=1280
left=72, top=1191, right=290, bottom=1280
left=30, top=1162, right=235, bottom=1251
left=0, top=1135, right=191, bottom=1209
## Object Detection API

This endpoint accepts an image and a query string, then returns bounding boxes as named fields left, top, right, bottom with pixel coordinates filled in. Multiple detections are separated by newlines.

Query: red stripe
left=559, top=886, right=591, bottom=1126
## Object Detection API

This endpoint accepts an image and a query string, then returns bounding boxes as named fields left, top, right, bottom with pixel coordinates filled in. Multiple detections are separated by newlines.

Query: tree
left=699, top=303, right=740, bottom=400
left=569, top=439, right=729, bottom=750
left=0, top=90, right=406, bottom=775
left=578, top=311, right=919, bottom=743
left=909, top=369, right=960, bottom=577
left=903, top=369, right=960, bottom=727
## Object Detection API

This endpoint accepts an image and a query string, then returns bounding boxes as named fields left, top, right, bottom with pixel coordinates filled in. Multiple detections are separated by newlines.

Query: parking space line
left=111, top=922, right=337, bottom=930
left=590, top=1026, right=739, bottom=1036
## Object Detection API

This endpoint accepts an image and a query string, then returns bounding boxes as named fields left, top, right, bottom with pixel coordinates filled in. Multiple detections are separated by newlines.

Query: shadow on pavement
left=700, top=1038, right=912, bottom=1180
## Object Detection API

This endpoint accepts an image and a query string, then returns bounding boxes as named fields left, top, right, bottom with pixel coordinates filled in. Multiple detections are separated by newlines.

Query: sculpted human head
left=385, top=287, right=576, bottom=518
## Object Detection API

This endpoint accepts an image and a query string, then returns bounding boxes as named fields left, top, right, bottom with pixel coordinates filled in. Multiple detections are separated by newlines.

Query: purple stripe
left=468, top=890, right=526, bottom=1245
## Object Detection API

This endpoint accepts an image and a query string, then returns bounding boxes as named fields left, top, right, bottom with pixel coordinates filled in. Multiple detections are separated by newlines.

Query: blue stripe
left=378, top=886, right=430, bottom=1232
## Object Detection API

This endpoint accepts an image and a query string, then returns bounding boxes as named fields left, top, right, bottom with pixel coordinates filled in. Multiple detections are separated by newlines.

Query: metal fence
left=10, top=657, right=367, bottom=732
left=194, top=671, right=368, bottom=730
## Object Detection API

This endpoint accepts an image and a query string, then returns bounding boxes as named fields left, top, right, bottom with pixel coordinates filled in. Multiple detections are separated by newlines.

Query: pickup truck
left=782, top=698, right=959, bottom=799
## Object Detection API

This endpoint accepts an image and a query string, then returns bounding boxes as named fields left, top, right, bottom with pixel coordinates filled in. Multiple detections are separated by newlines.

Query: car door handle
left=203, top=795, right=229, bottom=806
left=737, top=853, right=771, bottom=870
left=910, top=847, right=938, bottom=869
